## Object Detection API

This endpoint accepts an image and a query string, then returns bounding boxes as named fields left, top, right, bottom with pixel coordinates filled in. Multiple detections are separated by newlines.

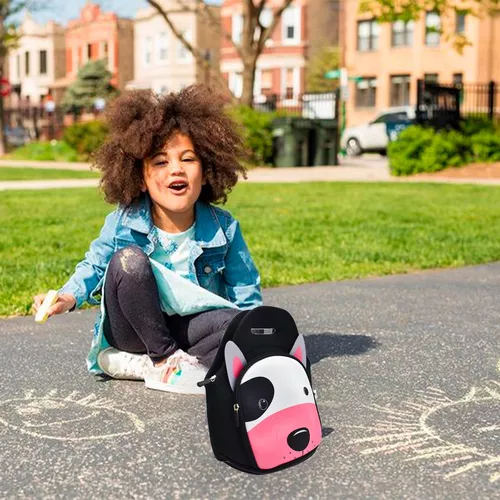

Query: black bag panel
left=205, top=309, right=249, bottom=379
left=205, top=364, right=258, bottom=469
left=231, top=306, right=300, bottom=360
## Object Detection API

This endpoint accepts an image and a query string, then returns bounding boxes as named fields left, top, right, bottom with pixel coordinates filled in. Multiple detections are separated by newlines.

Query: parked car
left=341, top=106, right=416, bottom=156
left=4, top=126, right=33, bottom=147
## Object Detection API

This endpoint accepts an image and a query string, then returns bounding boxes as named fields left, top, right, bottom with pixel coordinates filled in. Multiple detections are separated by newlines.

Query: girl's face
left=142, top=132, right=205, bottom=230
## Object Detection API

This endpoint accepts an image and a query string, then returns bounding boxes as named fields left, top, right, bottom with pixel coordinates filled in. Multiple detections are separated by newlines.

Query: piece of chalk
left=35, top=290, right=58, bottom=324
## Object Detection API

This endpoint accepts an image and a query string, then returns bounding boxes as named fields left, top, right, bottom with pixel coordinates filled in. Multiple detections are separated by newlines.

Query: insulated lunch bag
left=198, top=306, right=322, bottom=474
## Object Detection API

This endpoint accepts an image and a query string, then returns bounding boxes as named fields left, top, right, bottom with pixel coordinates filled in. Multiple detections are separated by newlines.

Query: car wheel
left=346, top=138, right=362, bottom=156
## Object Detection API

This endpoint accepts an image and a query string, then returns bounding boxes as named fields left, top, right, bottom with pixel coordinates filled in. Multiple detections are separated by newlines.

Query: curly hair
left=93, top=85, right=248, bottom=206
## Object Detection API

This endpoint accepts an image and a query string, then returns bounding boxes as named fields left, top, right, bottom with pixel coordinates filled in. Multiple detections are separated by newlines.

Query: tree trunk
left=240, top=57, right=257, bottom=107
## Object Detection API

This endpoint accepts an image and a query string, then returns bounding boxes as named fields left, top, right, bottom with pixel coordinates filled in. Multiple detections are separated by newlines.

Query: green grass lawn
left=2, top=182, right=500, bottom=317
left=0, top=167, right=100, bottom=181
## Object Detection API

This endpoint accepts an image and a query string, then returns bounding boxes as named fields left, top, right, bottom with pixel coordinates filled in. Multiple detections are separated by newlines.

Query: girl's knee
left=109, top=247, right=151, bottom=280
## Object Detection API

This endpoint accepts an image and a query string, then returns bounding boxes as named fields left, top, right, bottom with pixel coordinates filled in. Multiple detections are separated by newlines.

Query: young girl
left=33, top=85, right=262, bottom=395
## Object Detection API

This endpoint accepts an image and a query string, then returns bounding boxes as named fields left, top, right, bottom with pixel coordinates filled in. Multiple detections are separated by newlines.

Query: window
left=87, top=44, right=92, bottom=60
left=260, top=8, right=273, bottom=28
left=355, top=77, right=377, bottom=108
left=144, top=37, right=153, bottom=65
left=425, top=11, right=441, bottom=46
left=424, top=73, right=439, bottom=83
left=456, top=12, right=466, bottom=33
left=281, top=67, right=299, bottom=100
left=232, top=13, right=243, bottom=43
left=284, top=68, right=294, bottom=98
left=16, top=55, right=20, bottom=78
left=282, top=6, right=300, bottom=44
left=373, top=111, right=409, bottom=124
left=392, top=20, right=414, bottom=47
left=390, top=75, right=411, bottom=106
left=453, top=73, right=463, bottom=85
left=177, top=30, right=192, bottom=61
left=229, top=72, right=243, bottom=98
left=261, top=69, right=273, bottom=93
left=39, top=50, right=47, bottom=75
left=102, top=41, right=109, bottom=63
left=158, top=32, right=168, bottom=62
left=25, top=51, right=30, bottom=76
left=357, top=20, right=379, bottom=51
left=255, top=8, right=273, bottom=42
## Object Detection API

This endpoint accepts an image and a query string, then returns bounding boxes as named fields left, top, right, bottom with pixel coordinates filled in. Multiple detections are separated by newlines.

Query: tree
left=359, top=0, right=500, bottom=52
left=62, top=59, right=118, bottom=112
left=146, top=0, right=294, bottom=107
left=306, top=46, right=340, bottom=93
left=0, top=1, right=36, bottom=155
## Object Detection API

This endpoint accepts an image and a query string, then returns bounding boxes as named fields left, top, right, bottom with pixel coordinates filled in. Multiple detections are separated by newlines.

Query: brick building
left=220, top=0, right=308, bottom=103
left=127, top=0, right=220, bottom=93
left=51, top=2, right=134, bottom=97
left=7, top=13, right=65, bottom=105
left=344, top=1, right=500, bottom=125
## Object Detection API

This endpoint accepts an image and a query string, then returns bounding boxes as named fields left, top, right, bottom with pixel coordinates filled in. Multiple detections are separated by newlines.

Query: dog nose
left=287, top=428, right=310, bottom=451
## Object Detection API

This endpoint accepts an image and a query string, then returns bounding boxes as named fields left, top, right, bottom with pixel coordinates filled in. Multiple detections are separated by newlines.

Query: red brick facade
left=220, top=0, right=308, bottom=99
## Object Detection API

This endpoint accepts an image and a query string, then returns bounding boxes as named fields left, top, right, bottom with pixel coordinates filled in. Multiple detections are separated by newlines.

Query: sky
left=22, top=0, right=148, bottom=25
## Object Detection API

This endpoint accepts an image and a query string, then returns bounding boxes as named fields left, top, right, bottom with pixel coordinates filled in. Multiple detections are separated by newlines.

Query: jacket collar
left=122, top=193, right=227, bottom=248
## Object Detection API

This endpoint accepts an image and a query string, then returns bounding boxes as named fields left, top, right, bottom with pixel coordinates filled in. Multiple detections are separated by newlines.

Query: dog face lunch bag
left=198, top=306, right=322, bottom=474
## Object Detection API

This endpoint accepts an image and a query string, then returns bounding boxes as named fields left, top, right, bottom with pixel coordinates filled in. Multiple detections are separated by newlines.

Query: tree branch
left=257, top=0, right=294, bottom=54
left=145, top=0, right=233, bottom=97
left=194, top=0, right=245, bottom=61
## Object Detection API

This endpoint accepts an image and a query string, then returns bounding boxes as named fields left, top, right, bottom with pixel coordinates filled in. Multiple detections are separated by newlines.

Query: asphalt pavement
left=0, top=264, right=499, bottom=499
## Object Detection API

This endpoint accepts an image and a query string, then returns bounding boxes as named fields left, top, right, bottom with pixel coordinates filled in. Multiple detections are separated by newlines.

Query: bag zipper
left=233, top=403, right=240, bottom=427
left=196, top=374, right=216, bottom=387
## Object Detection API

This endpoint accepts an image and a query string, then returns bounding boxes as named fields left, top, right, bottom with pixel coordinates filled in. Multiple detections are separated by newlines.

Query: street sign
left=0, top=77, right=11, bottom=97
left=324, top=69, right=342, bottom=79
left=325, top=70, right=363, bottom=82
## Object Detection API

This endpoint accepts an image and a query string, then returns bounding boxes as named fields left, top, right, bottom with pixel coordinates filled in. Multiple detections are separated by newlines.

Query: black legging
left=103, top=246, right=240, bottom=368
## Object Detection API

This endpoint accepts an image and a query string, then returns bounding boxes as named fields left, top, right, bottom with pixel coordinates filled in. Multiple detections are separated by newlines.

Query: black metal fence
left=458, top=81, right=499, bottom=120
left=252, top=91, right=339, bottom=119
left=3, top=106, right=99, bottom=147
left=416, top=80, right=499, bottom=129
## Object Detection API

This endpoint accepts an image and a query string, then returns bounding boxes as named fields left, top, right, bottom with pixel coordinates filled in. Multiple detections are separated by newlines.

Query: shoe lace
left=122, top=352, right=149, bottom=378
left=167, top=349, right=201, bottom=368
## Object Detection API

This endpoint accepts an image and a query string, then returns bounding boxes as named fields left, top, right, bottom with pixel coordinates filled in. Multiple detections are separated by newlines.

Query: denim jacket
left=59, top=193, right=263, bottom=311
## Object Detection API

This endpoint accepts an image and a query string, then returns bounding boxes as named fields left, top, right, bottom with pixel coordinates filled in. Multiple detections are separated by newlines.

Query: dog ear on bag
left=224, top=340, right=247, bottom=391
left=289, top=334, right=307, bottom=368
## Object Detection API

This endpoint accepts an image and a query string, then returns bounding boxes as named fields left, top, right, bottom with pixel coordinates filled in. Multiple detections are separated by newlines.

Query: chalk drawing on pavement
left=350, top=380, right=500, bottom=483
left=0, top=390, right=145, bottom=441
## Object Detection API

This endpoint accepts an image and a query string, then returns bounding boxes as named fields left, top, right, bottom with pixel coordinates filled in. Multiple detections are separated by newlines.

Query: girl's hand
left=33, top=292, right=76, bottom=319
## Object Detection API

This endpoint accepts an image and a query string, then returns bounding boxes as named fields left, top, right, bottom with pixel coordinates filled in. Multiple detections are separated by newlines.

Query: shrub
left=388, top=125, right=435, bottom=176
left=62, top=120, right=109, bottom=161
left=228, top=106, right=277, bottom=165
left=460, top=116, right=497, bottom=136
left=471, top=130, right=500, bottom=162
left=389, top=123, right=500, bottom=176
left=10, top=141, right=80, bottom=162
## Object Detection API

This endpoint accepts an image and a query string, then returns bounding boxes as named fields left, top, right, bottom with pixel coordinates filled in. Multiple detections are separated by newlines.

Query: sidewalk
left=2, top=157, right=500, bottom=190
left=1, top=264, right=499, bottom=498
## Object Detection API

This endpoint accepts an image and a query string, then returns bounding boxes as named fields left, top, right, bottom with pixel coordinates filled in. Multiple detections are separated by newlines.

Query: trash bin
left=312, top=119, right=339, bottom=166
left=272, top=117, right=315, bottom=167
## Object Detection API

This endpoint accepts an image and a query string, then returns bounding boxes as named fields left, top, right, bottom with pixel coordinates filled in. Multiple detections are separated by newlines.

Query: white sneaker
left=144, top=349, right=207, bottom=395
left=97, top=348, right=149, bottom=380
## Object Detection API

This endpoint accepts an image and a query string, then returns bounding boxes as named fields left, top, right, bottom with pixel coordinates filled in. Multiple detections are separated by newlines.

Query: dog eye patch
left=239, top=377, right=275, bottom=422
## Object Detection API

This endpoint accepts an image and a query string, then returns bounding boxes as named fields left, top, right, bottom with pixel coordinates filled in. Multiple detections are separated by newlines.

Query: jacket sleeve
left=223, top=219, right=263, bottom=310
left=58, top=210, right=118, bottom=309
